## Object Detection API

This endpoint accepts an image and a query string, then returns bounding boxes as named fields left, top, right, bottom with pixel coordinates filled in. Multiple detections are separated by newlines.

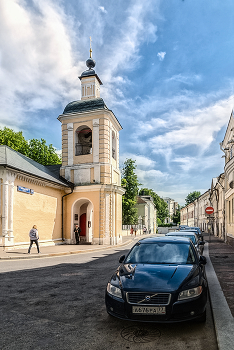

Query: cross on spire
left=90, top=36, right=92, bottom=58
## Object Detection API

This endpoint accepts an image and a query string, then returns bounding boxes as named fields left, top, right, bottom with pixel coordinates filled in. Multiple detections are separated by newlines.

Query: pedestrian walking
left=74, top=224, right=81, bottom=244
left=130, top=226, right=134, bottom=235
left=28, top=225, right=40, bottom=254
left=143, top=226, right=147, bottom=234
left=134, top=228, right=137, bottom=236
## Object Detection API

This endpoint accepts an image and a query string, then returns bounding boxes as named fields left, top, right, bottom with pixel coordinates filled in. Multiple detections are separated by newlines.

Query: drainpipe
left=61, top=178, right=74, bottom=242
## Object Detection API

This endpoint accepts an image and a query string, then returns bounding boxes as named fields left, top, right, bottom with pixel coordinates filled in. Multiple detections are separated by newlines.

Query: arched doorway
left=72, top=198, right=93, bottom=244
left=80, top=213, right=86, bottom=237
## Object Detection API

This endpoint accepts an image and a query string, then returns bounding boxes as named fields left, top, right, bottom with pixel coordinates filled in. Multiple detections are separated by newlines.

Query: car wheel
left=196, top=309, right=206, bottom=323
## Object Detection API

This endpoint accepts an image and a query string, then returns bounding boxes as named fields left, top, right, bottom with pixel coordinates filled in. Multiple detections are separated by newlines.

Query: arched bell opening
left=75, top=125, right=92, bottom=156
left=72, top=198, right=93, bottom=244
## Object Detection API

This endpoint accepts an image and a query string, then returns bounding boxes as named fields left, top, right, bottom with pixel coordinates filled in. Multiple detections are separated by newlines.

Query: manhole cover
left=121, top=326, right=161, bottom=343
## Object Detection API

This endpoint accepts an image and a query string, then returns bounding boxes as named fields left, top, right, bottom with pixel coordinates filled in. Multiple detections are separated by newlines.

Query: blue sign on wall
left=17, top=186, right=34, bottom=195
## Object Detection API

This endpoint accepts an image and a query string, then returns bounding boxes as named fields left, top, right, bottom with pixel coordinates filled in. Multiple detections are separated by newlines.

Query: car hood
left=117, top=264, right=194, bottom=292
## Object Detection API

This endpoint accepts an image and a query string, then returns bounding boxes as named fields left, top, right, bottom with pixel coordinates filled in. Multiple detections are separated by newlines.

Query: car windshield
left=168, top=234, right=196, bottom=245
left=125, top=242, right=196, bottom=265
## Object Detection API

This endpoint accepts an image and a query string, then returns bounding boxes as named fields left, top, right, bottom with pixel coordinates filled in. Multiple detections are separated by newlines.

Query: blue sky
left=0, top=0, right=234, bottom=205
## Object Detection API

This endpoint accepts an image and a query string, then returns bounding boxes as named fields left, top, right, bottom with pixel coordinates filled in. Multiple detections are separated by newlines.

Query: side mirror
left=199, top=256, right=207, bottom=265
left=119, top=255, right=125, bottom=263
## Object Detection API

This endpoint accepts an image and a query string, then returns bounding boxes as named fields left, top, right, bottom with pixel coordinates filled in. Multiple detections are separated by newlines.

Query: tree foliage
left=0, top=127, right=61, bottom=165
left=121, top=159, right=141, bottom=225
left=139, top=188, right=169, bottom=223
left=185, top=191, right=201, bottom=205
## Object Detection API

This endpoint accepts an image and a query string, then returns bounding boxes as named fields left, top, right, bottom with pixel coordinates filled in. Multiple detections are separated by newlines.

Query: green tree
left=0, top=127, right=61, bottom=165
left=28, top=138, right=61, bottom=165
left=185, top=191, right=201, bottom=205
left=121, top=159, right=141, bottom=225
left=0, top=127, right=29, bottom=155
left=139, top=188, right=169, bottom=223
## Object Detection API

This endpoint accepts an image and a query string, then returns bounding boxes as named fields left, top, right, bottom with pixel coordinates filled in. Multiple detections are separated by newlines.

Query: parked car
left=105, top=236, right=207, bottom=323
left=184, top=227, right=203, bottom=241
left=186, top=226, right=201, bottom=234
left=179, top=225, right=189, bottom=230
left=165, top=231, right=205, bottom=255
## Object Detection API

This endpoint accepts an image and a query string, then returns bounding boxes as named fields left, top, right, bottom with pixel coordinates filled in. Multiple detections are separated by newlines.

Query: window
left=75, top=126, right=92, bottom=156
left=112, top=131, right=116, bottom=159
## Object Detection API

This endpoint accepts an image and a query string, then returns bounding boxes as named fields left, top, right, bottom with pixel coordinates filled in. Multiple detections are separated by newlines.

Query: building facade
left=0, top=53, right=124, bottom=249
left=163, top=197, right=178, bottom=223
left=135, top=195, right=157, bottom=233
left=180, top=111, right=234, bottom=246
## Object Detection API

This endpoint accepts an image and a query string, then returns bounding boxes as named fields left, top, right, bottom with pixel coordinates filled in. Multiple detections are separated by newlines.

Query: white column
left=2, top=178, right=9, bottom=239
left=112, top=191, right=116, bottom=245
left=67, top=123, right=73, bottom=166
left=93, top=119, right=99, bottom=162
left=8, top=180, right=14, bottom=244
left=93, top=119, right=100, bottom=183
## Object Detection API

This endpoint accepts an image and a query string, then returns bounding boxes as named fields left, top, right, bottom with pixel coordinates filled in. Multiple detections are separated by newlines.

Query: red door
left=80, top=213, right=86, bottom=237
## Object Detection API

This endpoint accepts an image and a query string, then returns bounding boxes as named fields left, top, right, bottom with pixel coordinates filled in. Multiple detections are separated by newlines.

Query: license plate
left=132, top=306, right=166, bottom=315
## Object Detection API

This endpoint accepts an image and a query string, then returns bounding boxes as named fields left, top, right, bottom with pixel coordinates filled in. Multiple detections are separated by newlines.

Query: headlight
left=178, top=286, right=202, bottom=300
left=107, top=283, right=123, bottom=299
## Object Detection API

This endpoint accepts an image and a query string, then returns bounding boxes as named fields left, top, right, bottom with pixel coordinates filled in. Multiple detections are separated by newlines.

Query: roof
left=63, top=98, right=108, bottom=115
left=137, top=197, right=147, bottom=204
left=137, top=236, right=191, bottom=244
left=0, top=146, right=69, bottom=187
left=166, top=231, right=196, bottom=236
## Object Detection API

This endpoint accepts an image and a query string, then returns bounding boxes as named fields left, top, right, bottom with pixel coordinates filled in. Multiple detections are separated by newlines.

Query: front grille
left=126, top=292, right=171, bottom=305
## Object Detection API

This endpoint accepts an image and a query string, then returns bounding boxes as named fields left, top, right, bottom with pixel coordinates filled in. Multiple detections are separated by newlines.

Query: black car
left=105, top=236, right=207, bottom=323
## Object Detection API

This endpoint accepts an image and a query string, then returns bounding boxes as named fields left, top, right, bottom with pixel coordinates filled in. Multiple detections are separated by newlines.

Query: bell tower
left=58, top=46, right=124, bottom=245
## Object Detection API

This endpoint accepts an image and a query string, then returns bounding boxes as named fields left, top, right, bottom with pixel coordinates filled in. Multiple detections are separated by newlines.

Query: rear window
left=125, top=242, right=196, bottom=265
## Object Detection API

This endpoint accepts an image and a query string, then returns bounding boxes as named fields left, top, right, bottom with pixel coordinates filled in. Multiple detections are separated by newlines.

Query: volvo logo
left=145, top=295, right=151, bottom=301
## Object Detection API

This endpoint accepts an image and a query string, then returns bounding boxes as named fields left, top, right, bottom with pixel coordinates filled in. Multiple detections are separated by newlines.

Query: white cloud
left=120, top=153, right=156, bottom=168
left=0, top=0, right=81, bottom=128
left=165, top=73, right=202, bottom=85
left=157, top=52, right=166, bottom=61
left=98, top=6, right=107, bottom=14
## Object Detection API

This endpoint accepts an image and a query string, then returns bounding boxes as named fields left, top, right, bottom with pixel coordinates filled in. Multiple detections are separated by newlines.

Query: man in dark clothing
left=74, top=225, right=81, bottom=244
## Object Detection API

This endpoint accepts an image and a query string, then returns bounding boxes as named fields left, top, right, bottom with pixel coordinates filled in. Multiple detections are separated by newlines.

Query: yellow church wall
left=63, top=187, right=101, bottom=241
left=116, top=193, right=123, bottom=240
left=13, top=178, right=64, bottom=245
left=113, top=169, right=120, bottom=186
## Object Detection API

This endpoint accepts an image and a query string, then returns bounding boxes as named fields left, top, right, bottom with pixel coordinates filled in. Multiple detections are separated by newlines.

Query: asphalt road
left=0, top=244, right=218, bottom=350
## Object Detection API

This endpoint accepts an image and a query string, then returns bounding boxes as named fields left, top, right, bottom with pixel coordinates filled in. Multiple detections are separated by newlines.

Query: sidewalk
left=203, top=232, right=234, bottom=350
left=0, top=234, right=143, bottom=260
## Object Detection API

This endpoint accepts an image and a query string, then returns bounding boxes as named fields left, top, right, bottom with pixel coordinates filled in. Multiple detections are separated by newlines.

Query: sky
left=0, top=0, right=234, bottom=205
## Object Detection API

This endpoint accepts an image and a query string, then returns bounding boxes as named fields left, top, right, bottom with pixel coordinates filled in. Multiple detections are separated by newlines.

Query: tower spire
left=89, top=36, right=92, bottom=58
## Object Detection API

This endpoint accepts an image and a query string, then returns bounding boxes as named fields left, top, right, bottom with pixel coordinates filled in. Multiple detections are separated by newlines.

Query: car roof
left=181, top=230, right=198, bottom=234
left=137, top=236, right=192, bottom=244
left=166, top=231, right=196, bottom=236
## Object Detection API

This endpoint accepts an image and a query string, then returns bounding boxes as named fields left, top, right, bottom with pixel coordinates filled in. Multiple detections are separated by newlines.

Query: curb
left=204, top=243, right=234, bottom=350
left=0, top=237, right=136, bottom=260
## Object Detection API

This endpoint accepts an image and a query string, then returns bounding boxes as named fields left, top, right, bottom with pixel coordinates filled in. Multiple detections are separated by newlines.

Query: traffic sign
left=205, top=207, right=214, bottom=215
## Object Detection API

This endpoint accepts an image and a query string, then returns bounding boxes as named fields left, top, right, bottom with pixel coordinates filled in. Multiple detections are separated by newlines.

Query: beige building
left=180, top=110, right=234, bottom=246
left=220, top=110, right=234, bottom=246
left=163, top=197, right=178, bottom=223
left=0, top=53, right=124, bottom=249
left=136, top=195, right=157, bottom=233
